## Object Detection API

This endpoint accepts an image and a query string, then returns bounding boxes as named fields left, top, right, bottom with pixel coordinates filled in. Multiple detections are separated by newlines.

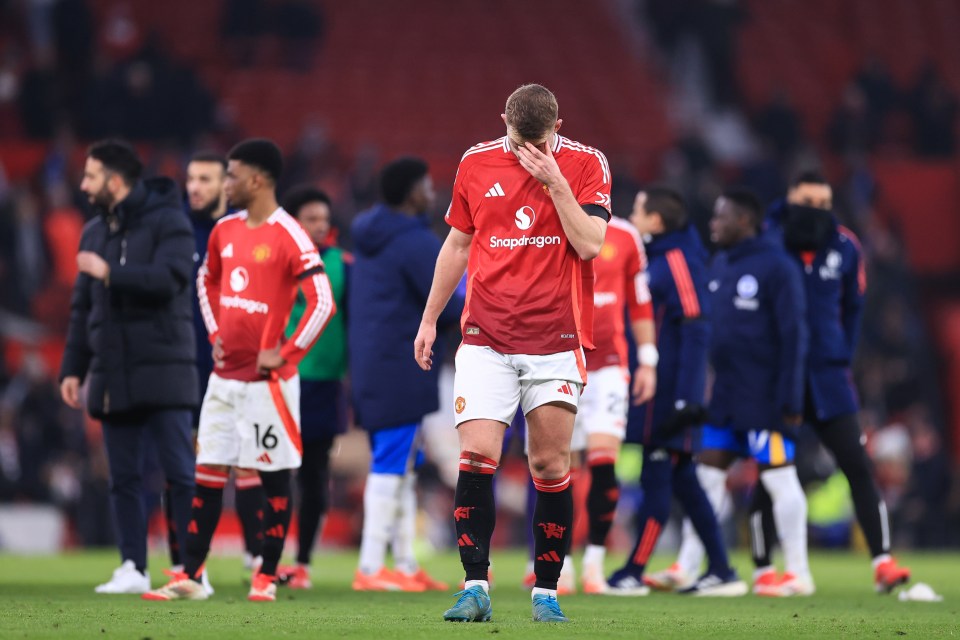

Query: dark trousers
left=102, top=409, right=195, bottom=572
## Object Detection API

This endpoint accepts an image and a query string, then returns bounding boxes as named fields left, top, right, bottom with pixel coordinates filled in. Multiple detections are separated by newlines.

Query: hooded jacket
left=348, top=204, right=464, bottom=431
left=626, top=225, right=710, bottom=451
left=60, top=178, right=199, bottom=419
left=766, top=200, right=865, bottom=420
left=707, top=236, right=808, bottom=433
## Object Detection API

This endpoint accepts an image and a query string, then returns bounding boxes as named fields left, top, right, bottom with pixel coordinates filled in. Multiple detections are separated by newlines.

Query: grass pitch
left=0, top=549, right=957, bottom=638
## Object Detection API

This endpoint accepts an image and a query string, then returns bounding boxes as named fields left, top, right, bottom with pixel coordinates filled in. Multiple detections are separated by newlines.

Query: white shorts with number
left=197, top=373, right=302, bottom=471
left=571, top=365, right=630, bottom=451
left=453, top=344, right=585, bottom=427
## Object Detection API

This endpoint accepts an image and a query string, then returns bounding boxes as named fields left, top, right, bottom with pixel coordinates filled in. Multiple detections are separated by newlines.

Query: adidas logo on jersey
left=484, top=182, right=506, bottom=198
left=221, top=243, right=234, bottom=258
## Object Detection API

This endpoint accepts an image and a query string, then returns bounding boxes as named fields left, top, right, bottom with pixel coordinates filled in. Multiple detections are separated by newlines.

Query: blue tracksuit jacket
left=707, top=236, right=808, bottom=432
left=766, top=200, right=865, bottom=421
left=626, top=225, right=710, bottom=451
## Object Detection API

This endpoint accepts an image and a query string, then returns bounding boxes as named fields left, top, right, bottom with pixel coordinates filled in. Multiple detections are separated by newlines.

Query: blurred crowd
left=0, top=0, right=956, bottom=551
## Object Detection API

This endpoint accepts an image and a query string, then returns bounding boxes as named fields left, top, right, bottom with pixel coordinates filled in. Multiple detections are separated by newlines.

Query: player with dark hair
left=62, top=139, right=198, bottom=594
left=416, top=83, right=612, bottom=623
left=605, top=187, right=746, bottom=596
left=750, top=172, right=911, bottom=594
left=649, top=188, right=812, bottom=596
left=275, top=186, right=350, bottom=589
left=162, top=151, right=264, bottom=593
left=350, top=158, right=456, bottom=592
left=144, top=138, right=336, bottom=602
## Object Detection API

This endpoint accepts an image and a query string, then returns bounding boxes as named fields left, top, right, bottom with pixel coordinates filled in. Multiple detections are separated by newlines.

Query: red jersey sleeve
left=276, top=217, right=336, bottom=365
left=445, top=161, right=475, bottom=234
left=197, top=223, right=222, bottom=342
left=572, top=147, right=612, bottom=215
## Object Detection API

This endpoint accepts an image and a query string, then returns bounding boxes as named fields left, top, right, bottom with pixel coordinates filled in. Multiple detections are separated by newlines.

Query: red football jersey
left=587, top=217, right=653, bottom=370
left=197, top=208, right=336, bottom=382
left=445, top=135, right=612, bottom=355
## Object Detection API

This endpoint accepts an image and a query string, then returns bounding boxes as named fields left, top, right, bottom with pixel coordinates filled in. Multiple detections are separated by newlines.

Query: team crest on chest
left=599, top=242, right=617, bottom=261
left=252, top=244, right=271, bottom=262
left=734, top=274, right=760, bottom=311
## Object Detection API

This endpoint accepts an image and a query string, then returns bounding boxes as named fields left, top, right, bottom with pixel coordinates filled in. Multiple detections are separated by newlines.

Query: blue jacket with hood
left=348, top=204, right=464, bottom=431
left=766, top=200, right=865, bottom=421
left=707, top=236, right=808, bottom=433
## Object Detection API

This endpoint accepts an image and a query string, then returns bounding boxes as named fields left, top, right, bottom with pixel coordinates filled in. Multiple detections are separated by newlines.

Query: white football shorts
left=570, top=365, right=630, bottom=451
left=452, top=344, right=586, bottom=427
left=197, top=373, right=302, bottom=471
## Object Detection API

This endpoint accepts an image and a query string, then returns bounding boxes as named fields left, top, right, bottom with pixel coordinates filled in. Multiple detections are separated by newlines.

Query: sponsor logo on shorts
left=455, top=396, right=466, bottom=414
left=256, top=452, right=272, bottom=464
left=556, top=383, right=574, bottom=396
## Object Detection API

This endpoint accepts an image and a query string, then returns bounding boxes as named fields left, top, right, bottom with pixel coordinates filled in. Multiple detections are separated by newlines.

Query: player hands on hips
left=144, top=139, right=336, bottom=603
left=414, top=84, right=612, bottom=623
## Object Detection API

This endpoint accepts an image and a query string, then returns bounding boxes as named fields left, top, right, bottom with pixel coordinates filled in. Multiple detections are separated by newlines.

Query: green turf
left=0, top=550, right=956, bottom=638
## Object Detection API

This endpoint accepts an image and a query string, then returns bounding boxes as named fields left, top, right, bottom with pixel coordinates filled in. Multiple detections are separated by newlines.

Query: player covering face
left=415, top=84, right=612, bottom=623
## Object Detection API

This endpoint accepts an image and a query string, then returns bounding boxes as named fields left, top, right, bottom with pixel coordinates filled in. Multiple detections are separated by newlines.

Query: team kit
left=107, top=85, right=907, bottom=622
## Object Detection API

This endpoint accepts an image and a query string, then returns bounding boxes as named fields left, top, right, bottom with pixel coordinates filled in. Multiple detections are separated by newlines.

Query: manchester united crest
left=599, top=242, right=617, bottom=261
left=252, top=244, right=271, bottom=262
left=455, top=396, right=466, bottom=414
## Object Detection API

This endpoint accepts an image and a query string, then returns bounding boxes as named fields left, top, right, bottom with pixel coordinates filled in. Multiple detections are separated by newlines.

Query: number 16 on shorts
left=197, top=373, right=303, bottom=471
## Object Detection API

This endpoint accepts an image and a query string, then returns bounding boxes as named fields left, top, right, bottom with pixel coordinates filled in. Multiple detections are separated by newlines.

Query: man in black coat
left=60, top=140, right=198, bottom=594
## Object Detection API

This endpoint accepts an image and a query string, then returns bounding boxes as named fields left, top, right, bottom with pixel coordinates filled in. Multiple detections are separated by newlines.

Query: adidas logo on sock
left=457, top=534, right=474, bottom=547
left=484, top=182, right=505, bottom=198
left=265, top=524, right=286, bottom=538
left=536, top=550, right=562, bottom=562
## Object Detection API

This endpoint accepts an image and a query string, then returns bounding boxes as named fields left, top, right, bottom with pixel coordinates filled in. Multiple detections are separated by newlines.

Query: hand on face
left=515, top=140, right=564, bottom=189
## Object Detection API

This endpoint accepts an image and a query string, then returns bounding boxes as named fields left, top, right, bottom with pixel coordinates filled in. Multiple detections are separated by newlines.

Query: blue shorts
left=369, top=423, right=425, bottom=474
left=701, top=425, right=795, bottom=466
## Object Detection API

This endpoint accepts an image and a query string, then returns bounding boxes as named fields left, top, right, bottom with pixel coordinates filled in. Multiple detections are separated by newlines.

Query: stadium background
left=0, top=0, right=957, bottom=557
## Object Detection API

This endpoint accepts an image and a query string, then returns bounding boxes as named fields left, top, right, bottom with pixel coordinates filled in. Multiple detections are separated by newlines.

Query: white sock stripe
left=459, top=458, right=497, bottom=471
left=750, top=511, right=765, bottom=559
left=196, top=471, right=228, bottom=485
left=879, top=501, right=890, bottom=552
